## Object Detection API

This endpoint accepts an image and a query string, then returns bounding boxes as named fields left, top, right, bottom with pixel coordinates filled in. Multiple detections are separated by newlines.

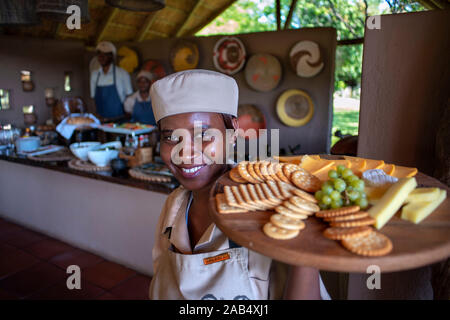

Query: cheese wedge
left=365, top=185, right=391, bottom=205
left=364, top=159, right=385, bottom=171
left=401, top=189, right=446, bottom=224
left=382, top=164, right=395, bottom=176
left=391, top=165, right=418, bottom=178
left=368, top=177, right=417, bottom=229
left=405, top=188, right=441, bottom=203
left=300, top=156, right=335, bottom=175
left=275, top=154, right=321, bottom=165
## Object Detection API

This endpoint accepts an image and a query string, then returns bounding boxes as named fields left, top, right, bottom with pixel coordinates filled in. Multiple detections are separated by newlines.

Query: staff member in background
left=90, top=41, right=133, bottom=121
left=123, top=70, right=156, bottom=125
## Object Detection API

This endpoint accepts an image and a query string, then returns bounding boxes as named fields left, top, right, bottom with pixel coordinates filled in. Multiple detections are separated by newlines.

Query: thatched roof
left=0, top=0, right=237, bottom=44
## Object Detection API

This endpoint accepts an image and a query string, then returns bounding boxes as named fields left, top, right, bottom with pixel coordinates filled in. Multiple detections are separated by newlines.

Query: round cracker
left=275, top=205, right=308, bottom=219
left=324, top=211, right=369, bottom=222
left=282, top=200, right=313, bottom=216
left=291, top=169, right=322, bottom=193
left=229, top=167, right=247, bottom=183
left=330, top=216, right=376, bottom=228
left=270, top=214, right=305, bottom=230
left=290, top=187, right=318, bottom=203
left=259, top=161, right=273, bottom=181
left=237, top=161, right=259, bottom=184
left=323, top=226, right=373, bottom=240
left=315, top=206, right=360, bottom=218
left=289, top=196, right=320, bottom=212
left=341, top=231, right=393, bottom=256
left=282, top=164, right=299, bottom=180
left=247, top=162, right=263, bottom=182
left=263, top=222, right=300, bottom=240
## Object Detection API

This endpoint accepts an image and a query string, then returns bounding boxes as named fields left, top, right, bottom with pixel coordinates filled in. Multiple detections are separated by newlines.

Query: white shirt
left=90, top=65, right=133, bottom=103
left=123, top=90, right=151, bottom=114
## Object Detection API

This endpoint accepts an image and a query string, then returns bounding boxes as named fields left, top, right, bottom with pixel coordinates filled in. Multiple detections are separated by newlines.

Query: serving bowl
left=15, top=136, right=41, bottom=153
left=70, top=141, right=101, bottom=161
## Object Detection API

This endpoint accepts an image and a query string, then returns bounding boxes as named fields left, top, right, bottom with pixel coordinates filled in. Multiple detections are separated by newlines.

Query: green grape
left=351, top=179, right=365, bottom=191
left=330, top=190, right=341, bottom=201
left=328, top=170, right=338, bottom=179
left=330, top=198, right=344, bottom=209
left=319, top=202, right=330, bottom=210
left=341, top=168, right=353, bottom=179
left=345, top=175, right=359, bottom=184
left=336, top=165, right=346, bottom=175
left=333, top=178, right=346, bottom=192
left=321, top=183, right=333, bottom=195
left=346, top=185, right=354, bottom=192
left=359, top=190, right=367, bottom=198
left=322, top=195, right=332, bottom=205
left=315, top=190, right=324, bottom=201
left=355, top=197, right=369, bottom=209
left=347, top=190, right=360, bottom=202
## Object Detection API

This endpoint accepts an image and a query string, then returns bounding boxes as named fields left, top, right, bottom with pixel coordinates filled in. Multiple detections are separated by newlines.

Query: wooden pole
left=276, top=0, right=281, bottom=30
left=284, top=0, right=298, bottom=30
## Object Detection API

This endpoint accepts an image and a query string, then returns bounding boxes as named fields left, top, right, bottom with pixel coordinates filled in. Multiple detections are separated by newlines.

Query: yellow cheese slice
left=275, top=154, right=320, bottom=165
left=314, top=169, right=332, bottom=182
left=401, top=189, right=446, bottom=224
left=300, top=157, right=335, bottom=175
left=365, top=185, right=391, bottom=205
left=364, top=159, right=385, bottom=170
left=391, top=165, right=418, bottom=178
left=382, top=164, right=395, bottom=176
left=405, top=188, right=441, bottom=203
left=368, top=177, right=417, bottom=229
left=330, top=159, right=352, bottom=169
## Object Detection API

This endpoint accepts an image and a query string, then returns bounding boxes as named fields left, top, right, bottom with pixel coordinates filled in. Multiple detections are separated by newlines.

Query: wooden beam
left=176, top=0, right=237, bottom=38
left=283, top=0, right=297, bottom=30
left=95, top=7, right=118, bottom=44
left=276, top=0, right=281, bottom=31
left=174, top=0, right=204, bottom=38
left=135, top=12, right=158, bottom=42
left=337, top=37, right=364, bottom=46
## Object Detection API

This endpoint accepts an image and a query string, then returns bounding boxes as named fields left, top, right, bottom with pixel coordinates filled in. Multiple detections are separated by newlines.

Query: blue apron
left=95, top=65, right=124, bottom=118
left=131, top=96, right=156, bottom=125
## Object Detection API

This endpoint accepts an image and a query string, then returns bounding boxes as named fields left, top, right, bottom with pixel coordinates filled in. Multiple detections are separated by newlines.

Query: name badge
left=203, top=252, right=230, bottom=265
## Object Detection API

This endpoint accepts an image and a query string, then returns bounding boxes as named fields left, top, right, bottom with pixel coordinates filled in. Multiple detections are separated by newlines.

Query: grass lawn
left=331, top=110, right=360, bottom=147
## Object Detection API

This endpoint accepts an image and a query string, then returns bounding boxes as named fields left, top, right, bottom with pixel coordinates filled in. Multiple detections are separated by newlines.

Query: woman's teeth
left=181, top=166, right=203, bottom=174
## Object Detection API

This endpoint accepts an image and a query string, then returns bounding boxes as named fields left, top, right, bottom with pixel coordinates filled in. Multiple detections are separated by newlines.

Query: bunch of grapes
left=315, top=165, right=368, bottom=210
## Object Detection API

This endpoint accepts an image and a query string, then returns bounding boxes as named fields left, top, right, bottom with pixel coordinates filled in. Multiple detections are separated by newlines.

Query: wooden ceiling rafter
left=174, top=0, right=205, bottom=38
left=94, top=7, right=119, bottom=44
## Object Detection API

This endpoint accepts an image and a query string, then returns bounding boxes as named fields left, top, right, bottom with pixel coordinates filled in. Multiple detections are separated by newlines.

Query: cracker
left=238, top=184, right=268, bottom=210
left=275, top=205, right=308, bottom=219
left=247, top=161, right=263, bottom=182
left=323, top=226, right=372, bottom=240
left=315, top=206, right=361, bottom=218
left=216, top=193, right=247, bottom=214
left=263, top=222, right=300, bottom=240
left=270, top=214, right=305, bottom=231
left=341, top=231, right=393, bottom=256
left=237, top=161, right=259, bottom=184
left=253, top=161, right=265, bottom=181
left=259, top=161, right=273, bottom=181
left=276, top=180, right=293, bottom=199
left=282, top=200, right=313, bottom=216
left=231, top=185, right=261, bottom=211
left=289, top=196, right=320, bottom=212
left=247, top=184, right=271, bottom=209
left=224, top=185, right=248, bottom=209
left=229, top=166, right=247, bottom=183
left=261, top=183, right=282, bottom=205
left=266, top=180, right=284, bottom=200
left=291, top=169, right=322, bottom=193
left=254, top=184, right=277, bottom=207
left=282, top=163, right=299, bottom=180
left=330, top=216, right=376, bottom=228
left=290, top=187, right=318, bottom=203
left=268, top=162, right=282, bottom=181
left=324, top=211, right=369, bottom=222
left=276, top=164, right=292, bottom=183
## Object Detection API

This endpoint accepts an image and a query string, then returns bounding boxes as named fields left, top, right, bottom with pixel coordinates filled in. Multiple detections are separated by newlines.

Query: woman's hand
left=283, top=265, right=321, bottom=300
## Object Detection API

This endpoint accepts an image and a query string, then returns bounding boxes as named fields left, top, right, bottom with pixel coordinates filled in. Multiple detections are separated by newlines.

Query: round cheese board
left=208, top=168, right=450, bottom=273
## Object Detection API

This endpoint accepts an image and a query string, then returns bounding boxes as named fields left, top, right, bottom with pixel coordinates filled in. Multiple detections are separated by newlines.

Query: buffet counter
left=0, top=154, right=174, bottom=276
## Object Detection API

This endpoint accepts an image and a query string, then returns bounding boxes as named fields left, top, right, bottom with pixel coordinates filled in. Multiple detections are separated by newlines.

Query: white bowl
left=70, top=141, right=101, bottom=161
left=87, top=148, right=119, bottom=167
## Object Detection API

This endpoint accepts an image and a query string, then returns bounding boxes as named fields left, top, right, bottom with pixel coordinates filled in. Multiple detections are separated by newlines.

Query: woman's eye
left=163, top=135, right=180, bottom=143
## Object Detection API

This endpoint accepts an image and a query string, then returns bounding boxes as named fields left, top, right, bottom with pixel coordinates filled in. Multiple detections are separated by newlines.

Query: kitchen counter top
left=0, top=153, right=176, bottom=195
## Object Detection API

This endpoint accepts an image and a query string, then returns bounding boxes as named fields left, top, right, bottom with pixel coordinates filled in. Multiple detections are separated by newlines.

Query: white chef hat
left=96, top=41, right=116, bottom=58
left=136, top=70, right=154, bottom=82
left=150, top=69, right=238, bottom=123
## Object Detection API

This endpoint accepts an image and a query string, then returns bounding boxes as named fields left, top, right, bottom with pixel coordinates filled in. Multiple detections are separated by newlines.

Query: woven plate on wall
left=237, top=104, right=266, bottom=139
left=289, top=40, right=324, bottom=78
left=244, top=54, right=282, bottom=92
left=213, top=36, right=246, bottom=75
left=276, top=89, right=314, bottom=127
left=170, top=40, right=199, bottom=72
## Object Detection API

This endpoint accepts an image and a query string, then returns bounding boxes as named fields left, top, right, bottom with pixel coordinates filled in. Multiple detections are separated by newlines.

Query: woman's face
left=137, top=77, right=151, bottom=93
left=159, top=112, right=237, bottom=191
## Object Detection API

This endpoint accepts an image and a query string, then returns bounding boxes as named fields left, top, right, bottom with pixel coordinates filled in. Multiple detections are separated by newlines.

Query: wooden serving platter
left=208, top=171, right=450, bottom=273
